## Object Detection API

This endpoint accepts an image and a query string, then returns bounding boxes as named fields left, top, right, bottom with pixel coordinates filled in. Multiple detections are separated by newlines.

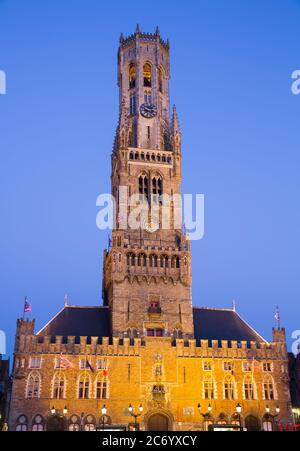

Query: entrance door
left=245, top=415, right=261, bottom=431
left=148, top=414, right=169, bottom=431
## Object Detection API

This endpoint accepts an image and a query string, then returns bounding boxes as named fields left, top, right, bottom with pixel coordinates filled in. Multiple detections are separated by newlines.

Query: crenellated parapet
left=174, top=338, right=288, bottom=361
left=120, top=25, right=170, bottom=52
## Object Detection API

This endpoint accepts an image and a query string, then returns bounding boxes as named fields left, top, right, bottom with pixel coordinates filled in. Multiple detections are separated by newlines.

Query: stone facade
left=8, top=27, right=293, bottom=431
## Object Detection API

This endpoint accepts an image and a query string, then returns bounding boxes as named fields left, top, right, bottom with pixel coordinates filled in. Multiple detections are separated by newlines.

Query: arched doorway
left=245, top=415, right=261, bottom=432
left=147, top=413, right=170, bottom=431
left=46, top=414, right=66, bottom=431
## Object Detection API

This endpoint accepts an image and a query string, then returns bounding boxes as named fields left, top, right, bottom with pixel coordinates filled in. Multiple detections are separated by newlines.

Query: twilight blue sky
left=0, top=0, right=300, bottom=358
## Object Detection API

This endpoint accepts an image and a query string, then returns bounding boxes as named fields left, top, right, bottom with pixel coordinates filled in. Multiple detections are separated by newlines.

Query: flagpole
left=22, top=296, right=27, bottom=320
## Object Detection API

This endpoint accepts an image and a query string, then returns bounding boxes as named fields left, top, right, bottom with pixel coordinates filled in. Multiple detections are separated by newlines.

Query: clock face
left=140, top=103, right=157, bottom=119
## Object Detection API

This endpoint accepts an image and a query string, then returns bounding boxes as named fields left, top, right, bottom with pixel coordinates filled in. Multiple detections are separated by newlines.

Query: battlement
left=120, top=25, right=169, bottom=51
left=14, top=332, right=287, bottom=360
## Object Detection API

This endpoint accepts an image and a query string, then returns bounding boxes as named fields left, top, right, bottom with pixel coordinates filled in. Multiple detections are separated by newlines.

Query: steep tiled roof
left=193, top=307, right=267, bottom=344
left=37, top=306, right=111, bottom=342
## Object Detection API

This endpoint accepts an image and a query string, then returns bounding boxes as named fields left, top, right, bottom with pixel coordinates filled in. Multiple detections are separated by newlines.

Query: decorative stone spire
left=64, top=294, right=68, bottom=307
left=155, top=26, right=160, bottom=36
left=119, top=32, right=124, bottom=43
left=136, top=23, right=140, bottom=34
left=172, top=105, right=181, bottom=134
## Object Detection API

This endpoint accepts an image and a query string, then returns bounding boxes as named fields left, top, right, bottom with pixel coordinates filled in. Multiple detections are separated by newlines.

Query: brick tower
left=103, top=25, right=193, bottom=339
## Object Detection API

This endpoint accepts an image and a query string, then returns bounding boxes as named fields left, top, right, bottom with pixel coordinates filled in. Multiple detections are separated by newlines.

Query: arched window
left=127, top=253, right=135, bottom=267
left=152, top=177, right=163, bottom=197
left=203, top=375, right=216, bottom=400
left=26, top=371, right=41, bottom=399
left=96, top=376, right=109, bottom=400
left=52, top=373, right=66, bottom=399
left=150, top=254, right=158, bottom=268
left=173, top=328, right=183, bottom=339
left=143, top=63, right=152, bottom=87
left=243, top=375, right=256, bottom=400
left=84, top=415, right=96, bottom=431
left=262, top=414, right=273, bottom=431
left=129, top=64, right=136, bottom=89
left=224, top=375, right=236, bottom=400
left=171, top=256, right=180, bottom=269
left=139, top=175, right=149, bottom=202
left=127, top=327, right=138, bottom=340
left=78, top=374, right=90, bottom=399
left=69, top=415, right=80, bottom=431
left=16, top=415, right=28, bottom=431
left=138, top=254, right=146, bottom=267
left=32, top=415, right=45, bottom=431
left=158, top=67, right=163, bottom=93
left=160, top=255, right=168, bottom=268
left=263, top=375, right=275, bottom=400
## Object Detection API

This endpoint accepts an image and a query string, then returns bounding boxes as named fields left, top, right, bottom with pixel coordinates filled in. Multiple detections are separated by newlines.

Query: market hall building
left=8, top=27, right=293, bottom=432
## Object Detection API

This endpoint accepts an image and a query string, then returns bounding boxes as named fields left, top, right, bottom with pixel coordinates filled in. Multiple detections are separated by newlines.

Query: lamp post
left=236, top=403, right=242, bottom=431
left=265, top=405, right=280, bottom=431
left=128, top=403, right=143, bottom=431
left=101, top=405, right=107, bottom=430
left=51, top=406, right=56, bottom=415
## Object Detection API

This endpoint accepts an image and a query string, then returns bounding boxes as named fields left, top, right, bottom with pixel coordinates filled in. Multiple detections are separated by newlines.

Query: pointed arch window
left=158, top=67, right=163, bottom=93
left=139, top=175, right=149, bottom=202
left=143, top=63, right=152, bottom=87
left=52, top=373, right=66, bottom=399
left=152, top=177, right=163, bottom=200
left=243, top=375, right=256, bottom=400
left=150, top=254, right=158, bottom=268
left=224, top=375, right=236, bottom=400
left=78, top=374, right=90, bottom=399
left=16, top=415, right=28, bottom=431
left=127, top=253, right=135, bottom=267
left=26, top=371, right=41, bottom=398
left=129, top=64, right=136, bottom=89
left=96, top=377, right=109, bottom=400
left=263, top=375, right=276, bottom=400
left=203, top=374, right=216, bottom=400
left=32, top=415, right=45, bottom=431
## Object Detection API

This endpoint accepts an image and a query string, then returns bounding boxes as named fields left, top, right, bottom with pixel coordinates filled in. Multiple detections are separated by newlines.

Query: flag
left=275, top=307, right=280, bottom=323
left=85, top=358, right=94, bottom=372
left=57, top=357, right=73, bottom=369
left=24, top=297, right=31, bottom=313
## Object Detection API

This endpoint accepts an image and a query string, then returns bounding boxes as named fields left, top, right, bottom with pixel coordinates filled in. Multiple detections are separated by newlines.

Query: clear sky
left=0, top=0, right=299, bottom=358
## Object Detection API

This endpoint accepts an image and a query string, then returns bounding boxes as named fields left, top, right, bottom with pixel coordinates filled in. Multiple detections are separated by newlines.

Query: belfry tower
left=103, top=26, right=193, bottom=339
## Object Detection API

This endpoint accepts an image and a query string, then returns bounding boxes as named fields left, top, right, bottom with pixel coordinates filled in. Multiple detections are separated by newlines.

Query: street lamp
left=265, top=405, right=280, bottom=431
left=101, top=405, right=107, bottom=430
left=236, top=403, right=242, bottom=431
left=208, top=403, right=212, bottom=413
left=51, top=406, right=56, bottom=415
left=63, top=406, right=68, bottom=416
left=128, top=404, right=143, bottom=431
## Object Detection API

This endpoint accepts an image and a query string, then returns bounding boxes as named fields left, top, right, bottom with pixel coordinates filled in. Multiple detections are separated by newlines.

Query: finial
left=136, top=24, right=140, bottom=34
left=155, top=26, right=160, bottom=36
left=64, top=294, right=68, bottom=307
left=172, top=105, right=181, bottom=133
left=119, top=32, right=124, bottom=43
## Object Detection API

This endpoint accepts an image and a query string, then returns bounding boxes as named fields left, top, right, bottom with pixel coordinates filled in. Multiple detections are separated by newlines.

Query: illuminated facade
left=9, top=27, right=293, bottom=431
